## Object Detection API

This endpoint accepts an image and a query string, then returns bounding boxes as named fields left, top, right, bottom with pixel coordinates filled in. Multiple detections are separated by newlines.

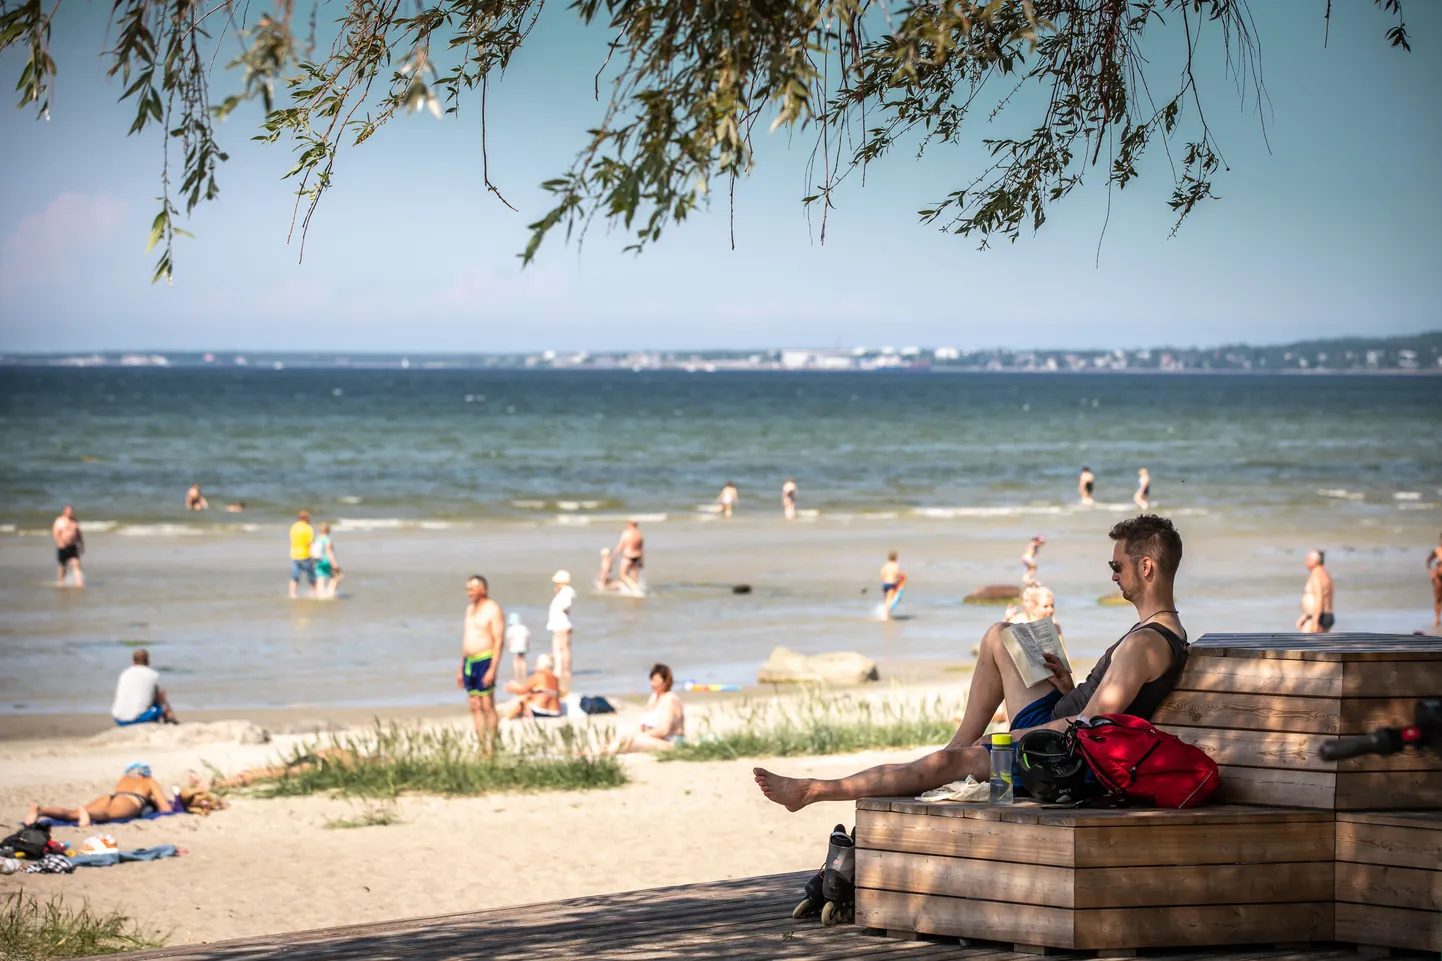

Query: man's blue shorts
left=463, top=653, right=495, bottom=698
left=291, top=558, right=316, bottom=584
left=1012, top=689, right=1063, bottom=730
left=115, top=704, right=165, bottom=726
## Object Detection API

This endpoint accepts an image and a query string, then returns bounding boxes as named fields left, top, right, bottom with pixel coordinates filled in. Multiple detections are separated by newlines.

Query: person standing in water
left=1078, top=467, right=1095, bottom=506
left=458, top=575, right=504, bottom=751
left=781, top=478, right=799, bottom=520
left=880, top=551, right=903, bottom=619
left=1021, top=535, right=1046, bottom=586
left=615, top=521, right=645, bottom=589
left=1297, top=550, right=1335, bottom=634
left=548, top=570, right=577, bottom=694
left=313, top=523, right=341, bottom=599
left=185, top=484, right=209, bottom=511
left=1134, top=468, right=1151, bottom=510
left=717, top=481, right=739, bottom=518
left=52, top=505, right=85, bottom=588
left=1428, top=533, right=1442, bottom=628
left=288, top=510, right=316, bottom=599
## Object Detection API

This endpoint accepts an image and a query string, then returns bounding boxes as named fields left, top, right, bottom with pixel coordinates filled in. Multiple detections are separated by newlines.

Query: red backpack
left=1072, top=714, right=1219, bottom=808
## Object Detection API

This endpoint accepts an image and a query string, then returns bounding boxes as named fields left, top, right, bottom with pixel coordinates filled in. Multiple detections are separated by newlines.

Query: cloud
left=0, top=192, right=128, bottom=292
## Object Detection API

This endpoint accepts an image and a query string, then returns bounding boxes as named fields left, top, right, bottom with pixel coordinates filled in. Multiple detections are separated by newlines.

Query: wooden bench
left=853, top=799, right=1335, bottom=951
left=1335, top=811, right=1442, bottom=954
left=1153, top=633, right=1442, bottom=810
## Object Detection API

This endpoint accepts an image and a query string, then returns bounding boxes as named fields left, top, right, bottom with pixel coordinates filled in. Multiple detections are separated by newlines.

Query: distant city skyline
left=1, top=3, right=1439, bottom=352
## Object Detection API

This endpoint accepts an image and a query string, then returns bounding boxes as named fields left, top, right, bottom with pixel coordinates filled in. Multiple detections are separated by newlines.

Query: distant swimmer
left=1429, top=533, right=1442, bottom=627
left=717, top=481, right=739, bottom=518
left=782, top=478, right=799, bottom=520
left=596, top=547, right=623, bottom=591
left=1134, top=468, right=1151, bottom=511
left=1078, top=467, right=1095, bottom=506
left=52, top=505, right=85, bottom=588
left=225, top=502, right=246, bottom=513
left=1297, top=550, right=1335, bottom=634
left=459, top=574, right=504, bottom=751
left=880, top=551, right=903, bottom=619
left=1021, top=535, right=1046, bottom=587
left=615, top=520, right=645, bottom=589
left=288, top=510, right=316, bottom=599
left=185, top=484, right=209, bottom=511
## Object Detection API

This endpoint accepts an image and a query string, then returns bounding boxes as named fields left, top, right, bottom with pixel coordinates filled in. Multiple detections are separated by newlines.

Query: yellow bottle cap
left=991, top=732, right=1012, bottom=747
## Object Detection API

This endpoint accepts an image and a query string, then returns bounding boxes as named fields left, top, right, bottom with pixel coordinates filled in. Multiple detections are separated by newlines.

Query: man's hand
left=1042, top=653, right=1074, bottom=694
left=483, top=666, right=497, bottom=689
left=456, top=668, right=464, bottom=689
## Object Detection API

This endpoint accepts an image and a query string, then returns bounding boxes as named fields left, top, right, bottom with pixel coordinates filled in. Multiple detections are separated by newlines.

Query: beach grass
left=249, top=720, right=626, bottom=799
left=661, top=691, right=964, bottom=762
left=0, top=890, right=164, bottom=960
left=323, top=802, right=404, bottom=829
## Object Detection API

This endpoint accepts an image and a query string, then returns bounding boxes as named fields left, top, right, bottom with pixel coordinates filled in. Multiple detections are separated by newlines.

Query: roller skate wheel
left=792, top=897, right=819, bottom=919
left=821, top=901, right=838, bottom=926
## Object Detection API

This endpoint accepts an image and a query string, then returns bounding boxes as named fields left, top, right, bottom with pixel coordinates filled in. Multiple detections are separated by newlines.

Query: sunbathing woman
left=25, top=762, right=171, bottom=827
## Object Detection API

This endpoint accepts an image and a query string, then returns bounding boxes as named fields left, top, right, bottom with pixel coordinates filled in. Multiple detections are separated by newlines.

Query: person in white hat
left=548, top=570, right=577, bottom=694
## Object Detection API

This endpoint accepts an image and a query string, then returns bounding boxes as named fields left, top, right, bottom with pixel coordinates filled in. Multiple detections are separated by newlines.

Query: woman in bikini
left=25, top=763, right=171, bottom=827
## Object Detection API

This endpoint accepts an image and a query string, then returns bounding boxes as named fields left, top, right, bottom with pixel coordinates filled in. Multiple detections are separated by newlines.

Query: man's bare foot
left=23, top=803, right=38, bottom=825
left=753, top=768, right=813, bottom=812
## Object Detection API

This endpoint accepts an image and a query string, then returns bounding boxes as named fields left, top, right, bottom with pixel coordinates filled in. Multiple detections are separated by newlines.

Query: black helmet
left=1016, top=728, right=1094, bottom=804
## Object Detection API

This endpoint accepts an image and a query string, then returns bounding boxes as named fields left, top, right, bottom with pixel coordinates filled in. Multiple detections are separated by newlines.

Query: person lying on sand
left=25, top=762, right=171, bottom=827
left=755, top=515, right=1189, bottom=811
left=199, top=747, right=359, bottom=790
left=607, top=663, right=685, bottom=754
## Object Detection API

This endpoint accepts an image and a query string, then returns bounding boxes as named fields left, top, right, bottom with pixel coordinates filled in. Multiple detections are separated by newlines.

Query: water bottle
left=990, top=732, right=1014, bottom=803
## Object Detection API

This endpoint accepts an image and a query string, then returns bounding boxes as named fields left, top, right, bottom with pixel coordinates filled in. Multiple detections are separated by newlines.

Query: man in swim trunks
left=52, top=505, right=85, bottom=588
left=1297, top=550, right=1335, bottom=634
left=1429, top=533, right=1442, bottom=628
left=1078, top=467, right=1095, bottom=506
left=782, top=478, right=799, bottom=520
left=111, top=649, right=177, bottom=725
left=880, top=551, right=902, bottom=619
left=615, top=521, right=645, bottom=587
left=755, top=514, right=1189, bottom=810
left=458, top=574, right=504, bottom=751
left=288, top=510, right=316, bottom=599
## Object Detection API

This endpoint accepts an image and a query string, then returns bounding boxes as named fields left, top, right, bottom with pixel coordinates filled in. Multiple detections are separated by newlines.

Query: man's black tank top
left=1051, top=622, right=1189, bottom=720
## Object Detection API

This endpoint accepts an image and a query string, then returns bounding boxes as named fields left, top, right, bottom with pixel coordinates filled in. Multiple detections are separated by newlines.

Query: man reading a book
left=754, top=515, right=1188, bottom=811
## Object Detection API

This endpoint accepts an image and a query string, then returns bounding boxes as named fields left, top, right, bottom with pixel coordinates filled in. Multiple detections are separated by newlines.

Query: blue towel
left=71, top=844, right=179, bottom=868
left=34, top=808, right=184, bottom=828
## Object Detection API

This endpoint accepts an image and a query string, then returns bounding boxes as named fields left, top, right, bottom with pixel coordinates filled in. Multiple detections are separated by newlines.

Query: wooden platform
left=854, top=799, right=1337, bottom=951
left=1153, top=633, right=1442, bottom=810
left=111, top=872, right=1400, bottom=961
left=1335, top=811, right=1442, bottom=953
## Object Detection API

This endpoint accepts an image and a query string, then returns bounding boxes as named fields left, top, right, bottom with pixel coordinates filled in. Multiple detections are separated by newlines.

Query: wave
left=1394, top=491, right=1421, bottom=501
left=913, top=506, right=1067, bottom=519
left=116, top=523, right=206, bottom=537
left=553, top=512, right=667, bottom=526
left=332, top=517, right=455, bottom=532
left=1318, top=489, right=1366, bottom=500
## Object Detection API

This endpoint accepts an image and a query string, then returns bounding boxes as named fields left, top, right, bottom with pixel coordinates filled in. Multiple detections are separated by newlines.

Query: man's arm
left=484, top=605, right=504, bottom=685
left=1009, top=630, right=1174, bottom=738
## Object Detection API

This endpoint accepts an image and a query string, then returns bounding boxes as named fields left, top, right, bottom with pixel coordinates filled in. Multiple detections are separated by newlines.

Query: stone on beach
left=963, top=584, right=1021, bottom=605
left=757, top=647, right=880, bottom=686
left=89, top=719, right=271, bottom=747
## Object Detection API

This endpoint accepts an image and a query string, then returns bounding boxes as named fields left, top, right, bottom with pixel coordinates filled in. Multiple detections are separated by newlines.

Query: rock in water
left=757, top=647, right=880, bottom=686
left=1097, top=592, right=1129, bottom=607
left=963, top=584, right=1022, bottom=605
left=732, top=584, right=752, bottom=594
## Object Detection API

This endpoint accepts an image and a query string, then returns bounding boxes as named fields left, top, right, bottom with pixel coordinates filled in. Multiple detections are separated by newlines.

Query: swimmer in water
left=1078, top=467, right=1095, bottom=506
left=1021, top=535, right=1046, bottom=587
left=52, top=505, right=85, bottom=588
left=1428, top=533, right=1442, bottom=628
left=1134, top=468, right=1151, bottom=511
left=185, top=484, right=209, bottom=511
left=615, top=521, right=645, bottom=590
left=225, top=502, right=246, bottom=513
left=717, top=481, right=739, bottom=518
left=781, top=478, right=798, bottom=521
left=880, top=551, right=903, bottom=619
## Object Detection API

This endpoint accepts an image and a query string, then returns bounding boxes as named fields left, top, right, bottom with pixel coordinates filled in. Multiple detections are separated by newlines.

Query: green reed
left=662, top=690, right=964, bottom=762
left=248, top=720, right=626, bottom=798
left=0, top=891, right=164, bottom=960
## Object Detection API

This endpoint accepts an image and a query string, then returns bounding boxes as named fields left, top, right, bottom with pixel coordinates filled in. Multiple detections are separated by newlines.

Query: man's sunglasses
left=1108, top=556, right=1145, bottom=573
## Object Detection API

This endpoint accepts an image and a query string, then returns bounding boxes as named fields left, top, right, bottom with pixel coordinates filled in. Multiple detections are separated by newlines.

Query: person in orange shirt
left=500, top=654, right=562, bottom=720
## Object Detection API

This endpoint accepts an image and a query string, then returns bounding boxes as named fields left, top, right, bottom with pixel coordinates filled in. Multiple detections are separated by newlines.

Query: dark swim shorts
left=1318, top=612, right=1335, bottom=630
left=57, top=544, right=80, bottom=564
left=463, top=653, right=495, bottom=697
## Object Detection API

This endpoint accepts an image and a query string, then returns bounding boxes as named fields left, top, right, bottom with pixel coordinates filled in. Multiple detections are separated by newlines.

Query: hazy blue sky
left=1, top=2, right=1438, bottom=352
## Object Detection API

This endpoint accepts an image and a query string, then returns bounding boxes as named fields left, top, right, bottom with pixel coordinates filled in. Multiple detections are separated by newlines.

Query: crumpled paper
left=916, top=776, right=991, bottom=803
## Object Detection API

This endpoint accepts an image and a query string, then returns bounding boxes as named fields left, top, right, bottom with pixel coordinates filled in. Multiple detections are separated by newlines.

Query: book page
left=1001, top=617, right=1070, bottom=688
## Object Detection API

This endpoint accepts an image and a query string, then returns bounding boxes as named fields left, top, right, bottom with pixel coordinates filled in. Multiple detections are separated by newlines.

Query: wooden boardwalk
left=115, top=872, right=1393, bottom=961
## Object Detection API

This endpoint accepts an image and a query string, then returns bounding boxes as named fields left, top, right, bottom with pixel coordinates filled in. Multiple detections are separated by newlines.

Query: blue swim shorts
left=115, top=704, right=165, bottom=726
left=463, top=653, right=496, bottom=698
left=290, top=558, right=316, bottom=584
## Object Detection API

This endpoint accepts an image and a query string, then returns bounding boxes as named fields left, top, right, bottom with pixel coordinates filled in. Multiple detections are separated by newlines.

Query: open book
left=1001, top=617, right=1071, bottom=688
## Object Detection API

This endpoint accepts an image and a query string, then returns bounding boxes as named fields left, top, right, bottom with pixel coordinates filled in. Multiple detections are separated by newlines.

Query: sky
left=0, top=1, right=1439, bottom=353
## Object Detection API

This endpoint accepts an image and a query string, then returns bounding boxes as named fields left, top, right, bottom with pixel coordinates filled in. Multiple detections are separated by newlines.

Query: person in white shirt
left=504, top=611, right=531, bottom=683
left=111, top=649, right=177, bottom=726
left=548, top=570, right=577, bottom=694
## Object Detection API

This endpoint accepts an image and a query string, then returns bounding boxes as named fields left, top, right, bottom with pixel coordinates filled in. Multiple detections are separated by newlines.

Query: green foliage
left=0, top=0, right=1413, bottom=277
left=661, top=690, right=964, bottom=762
left=243, top=720, right=626, bottom=798
left=0, top=890, right=165, bottom=960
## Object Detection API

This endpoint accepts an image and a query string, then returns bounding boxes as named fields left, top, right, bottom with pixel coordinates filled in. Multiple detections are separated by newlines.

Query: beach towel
left=71, top=844, right=179, bottom=868
left=34, top=808, right=185, bottom=828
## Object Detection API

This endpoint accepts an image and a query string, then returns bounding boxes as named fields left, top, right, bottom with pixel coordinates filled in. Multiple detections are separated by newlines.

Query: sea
left=1, top=368, right=1439, bottom=716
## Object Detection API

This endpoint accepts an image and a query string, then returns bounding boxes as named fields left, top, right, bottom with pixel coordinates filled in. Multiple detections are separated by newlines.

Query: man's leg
left=754, top=622, right=1056, bottom=811
left=555, top=631, right=572, bottom=694
left=475, top=694, right=499, bottom=753
left=70, top=558, right=84, bottom=588
left=468, top=695, right=488, bottom=746
left=57, top=561, right=65, bottom=586
left=289, top=564, right=299, bottom=599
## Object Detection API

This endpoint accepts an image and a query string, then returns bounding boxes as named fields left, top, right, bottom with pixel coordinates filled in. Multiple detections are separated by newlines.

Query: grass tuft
left=662, top=691, right=965, bottom=762
left=246, top=720, right=626, bottom=799
left=323, top=803, right=404, bottom=829
left=0, top=890, right=164, bottom=960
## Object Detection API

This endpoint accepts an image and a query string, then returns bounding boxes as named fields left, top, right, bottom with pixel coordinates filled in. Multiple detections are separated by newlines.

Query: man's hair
left=133, top=649, right=149, bottom=665
left=468, top=574, right=488, bottom=589
left=650, top=663, right=674, bottom=692
left=1315, top=550, right=1325, bottom=564
left=1109, top=514, right=1183, bottom=579
left=298, top=510, right=310, bottom=520
left=888, top=551, right=898, bottom=561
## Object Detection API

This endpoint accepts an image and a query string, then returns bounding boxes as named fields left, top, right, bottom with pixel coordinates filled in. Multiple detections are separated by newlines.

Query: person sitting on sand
left=755, top=515, right=1189, bottom=811
left=501, top=653, right=563, bottom=720
left=185, top=484, right=209, bottom=511
left=26, top=762, right=171, bottom=827
left=608, top=664, right=685, bottom=754
left=111, top=648, right=178, bottom=726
